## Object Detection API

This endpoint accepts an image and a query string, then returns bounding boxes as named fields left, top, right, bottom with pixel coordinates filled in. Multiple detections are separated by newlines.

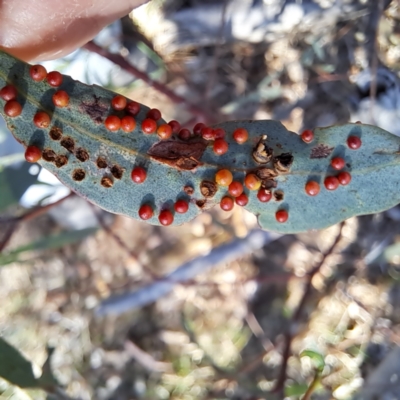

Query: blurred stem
left=368, top=0, right=385, bottom=126
left=301, top=373, right=321, bottom=400
left=204, top=0, right=229, bottom=101
left=83, top=41, right=215, bottom=124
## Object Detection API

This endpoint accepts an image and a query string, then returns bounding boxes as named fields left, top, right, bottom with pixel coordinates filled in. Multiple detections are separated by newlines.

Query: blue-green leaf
left=2, top=50, right=400, bottom=233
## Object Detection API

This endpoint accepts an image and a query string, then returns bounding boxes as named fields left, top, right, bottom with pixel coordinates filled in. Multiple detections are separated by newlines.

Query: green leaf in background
left=0, top=227, right=97, bottom=266
left=284, top=382, right=309, bottom=397
left=300, top=349, right=325, bottom=373
left=0, top=337, right=39, bottom=388
left=0, top=161, right=40, bottom=212
left=2, top=50, right=400, bottom=233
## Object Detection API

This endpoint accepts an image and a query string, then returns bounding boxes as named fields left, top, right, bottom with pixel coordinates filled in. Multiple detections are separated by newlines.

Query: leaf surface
left=0, top=337, right=38, bottom=388
left=1, top=50, right=400, bottom=233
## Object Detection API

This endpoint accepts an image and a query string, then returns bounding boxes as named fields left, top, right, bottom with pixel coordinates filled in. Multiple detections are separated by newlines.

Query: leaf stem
left=83, top=41, right=215, bottom=124
left=301, top=373, right=321, bottom=400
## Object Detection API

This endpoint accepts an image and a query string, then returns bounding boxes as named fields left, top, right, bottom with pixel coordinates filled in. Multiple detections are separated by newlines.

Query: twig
left=124, top=340, right=173, bottom=373
left=204, top=0, right=229, bottom=101
left=96, top=229, right=281, bottom=316
left=244, top=311, right=274, bottom=353
left=0, top=192, right=74, bottom=224
left=0, top=192, right=74, bottom=252
left=368, top=0, right=385, bottom=126
left=83, top=41, right=214, bottom=123
left=273, top=222, right=345, bottom=394
left=238, top=350, right=269, bottom=376
left=301, top=372, right=321, bottom=400
left=0, top=223, right=17, bottom=254
left=236, top=308, right=275, bottom=376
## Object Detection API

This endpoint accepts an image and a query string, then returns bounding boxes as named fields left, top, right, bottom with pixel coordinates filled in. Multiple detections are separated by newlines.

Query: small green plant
left=2, top=49, right=400, bottom=233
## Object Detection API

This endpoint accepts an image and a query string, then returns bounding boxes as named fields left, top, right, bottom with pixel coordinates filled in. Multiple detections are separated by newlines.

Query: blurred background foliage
left=2, top=0, right=400, bottom=399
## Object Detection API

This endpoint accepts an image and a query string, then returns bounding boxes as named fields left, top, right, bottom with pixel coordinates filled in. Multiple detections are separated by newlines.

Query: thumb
left=0, top=0, right=149, bottom=62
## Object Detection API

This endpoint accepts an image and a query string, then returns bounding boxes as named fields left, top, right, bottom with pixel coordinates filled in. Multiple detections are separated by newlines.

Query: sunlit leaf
left=300, top=349, right=325, bottom=372
left=2, top=50, right=400, bottom=233
left=0, top=337, right=38, bottom=388
left=284, top=383, right=309, bottom=396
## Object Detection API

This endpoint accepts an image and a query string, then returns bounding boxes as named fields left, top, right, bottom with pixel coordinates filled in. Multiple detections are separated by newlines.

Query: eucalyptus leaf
left=2, top=50, right=400, bottom=233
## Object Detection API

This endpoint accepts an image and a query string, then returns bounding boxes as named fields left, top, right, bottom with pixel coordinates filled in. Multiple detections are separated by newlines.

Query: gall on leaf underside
left=1, top=50, right=400, bottom=234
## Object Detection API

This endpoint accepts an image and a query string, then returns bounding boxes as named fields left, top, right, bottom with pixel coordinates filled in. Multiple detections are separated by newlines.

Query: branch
left=96, top=229, right=281, bottom=316
left=83, top=41, right=214, bottom=123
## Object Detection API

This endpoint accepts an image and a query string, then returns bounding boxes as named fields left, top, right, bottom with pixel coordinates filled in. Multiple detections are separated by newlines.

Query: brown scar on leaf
left=200, top=180, right=218, bottom=198
left=373, top=146, right=400, bottom=155
left=72, top=168, right=86, bottom=181
left=110, top=165, right=124, bottom=179
left=195, top=198, right=215, bottom=210
left=60, top=137, right=75, bottom=152
left=256, top=168, right=277, bottom=180
left=101, top=177, right=113, bottom=188
left=310, top=144, right=334, bottom=159
left=49, top=126, right=62, bottom=141
left=273, top=190, right=284, bottom=201
left=55, top=155, right=68, bottom=168
left=42, top=148, right=56, bottom=162
left=273, top=153, right=294, bottom=173
left=184, top=185, right=194, bottom=195
left=80, top=95, right=108, bottom=123
left=256, top=167, right=277, bottom=188
left=262, top=179, right=277, bottom=189
left=147, top=138, right=208, bottom=171
left=196, top=199, right=207, bottom=209
left=96, top=157, right=108, bottom=169
left=75, top=148, right=89, bottom=162
left=253, top=135, right=273, bottom=164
